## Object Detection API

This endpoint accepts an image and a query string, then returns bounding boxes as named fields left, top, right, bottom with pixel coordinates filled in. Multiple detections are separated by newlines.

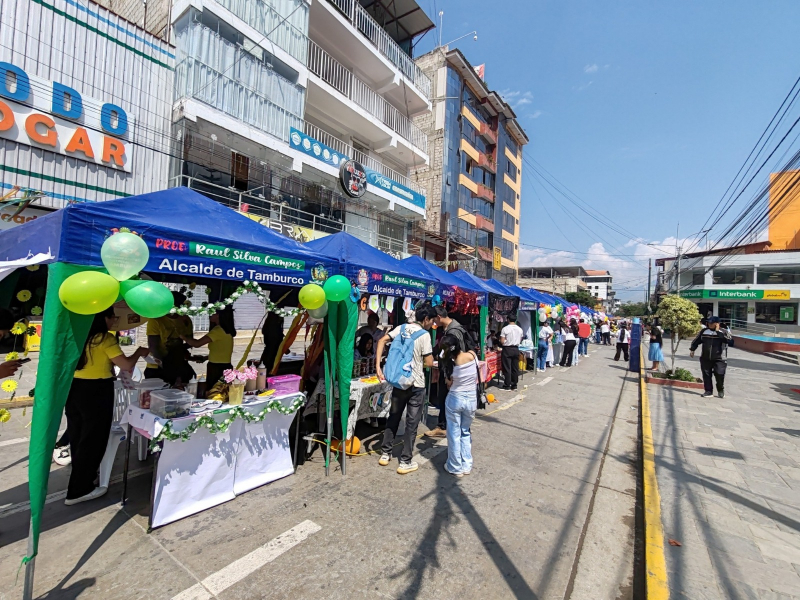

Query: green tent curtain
left=25, top=263, right=95, bottom=560
left=479, top=305, right=488, bottom=360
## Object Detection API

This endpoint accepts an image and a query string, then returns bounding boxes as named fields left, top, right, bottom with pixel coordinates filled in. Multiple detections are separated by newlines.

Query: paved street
left=0, top=343, right=637, bottom=600
left=650, top=345, right=800, bottom=599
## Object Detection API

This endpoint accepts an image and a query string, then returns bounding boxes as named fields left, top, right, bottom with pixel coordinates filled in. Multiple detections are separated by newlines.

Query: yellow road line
left=640, top=345, right=670, bottom=599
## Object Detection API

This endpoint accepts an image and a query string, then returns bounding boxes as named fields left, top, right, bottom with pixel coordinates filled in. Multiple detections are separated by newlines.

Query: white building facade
left=658, top=246, right=800, bottom=333
left=0, top=0, right=174, bottom=211
left=168, top=0, right=434, bottom=254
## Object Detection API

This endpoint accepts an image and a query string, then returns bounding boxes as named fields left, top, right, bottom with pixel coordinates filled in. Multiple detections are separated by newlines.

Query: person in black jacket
left=689, top=316, right=733, bottom=398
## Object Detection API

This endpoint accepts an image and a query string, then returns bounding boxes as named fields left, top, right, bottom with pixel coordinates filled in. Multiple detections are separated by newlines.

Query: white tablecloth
left=121, top=393, right=302, bottom=528
left=306, top=377, right=393, bottom=439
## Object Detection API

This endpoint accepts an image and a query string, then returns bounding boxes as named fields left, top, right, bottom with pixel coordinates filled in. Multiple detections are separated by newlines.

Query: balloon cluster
left=537, top=302, right=563, bottom=322
left=297, top=275, right=353, bottom=319
left=59, top=232, right=173, bottom=318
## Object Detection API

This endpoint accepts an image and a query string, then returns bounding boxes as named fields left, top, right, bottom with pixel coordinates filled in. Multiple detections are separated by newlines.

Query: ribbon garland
left=149, top=395, right=306, bottom=451
left=169, top=280, right=303, bottom=318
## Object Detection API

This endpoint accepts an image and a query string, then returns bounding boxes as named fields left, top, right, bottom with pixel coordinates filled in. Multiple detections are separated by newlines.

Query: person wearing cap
left=689, top=316, right=732, bottom=398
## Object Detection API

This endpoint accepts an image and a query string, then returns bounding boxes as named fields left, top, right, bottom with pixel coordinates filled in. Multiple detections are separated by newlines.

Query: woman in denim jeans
left=438, top=334, right=479, bottom=477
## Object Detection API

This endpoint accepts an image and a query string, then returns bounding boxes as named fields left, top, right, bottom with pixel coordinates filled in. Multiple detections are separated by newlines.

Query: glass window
left=506, top=159, right=517, bottom=180
left=757, top=266, right=800, bottom=285
left=713, top=268, right=754, bottom=285
left=501, top=239, right=514, bottom=258
left=755, top=302, right=798, bottom=324
left=680, top=269, right=705, bottom=287
left=502, top=211, right=515, bottom=233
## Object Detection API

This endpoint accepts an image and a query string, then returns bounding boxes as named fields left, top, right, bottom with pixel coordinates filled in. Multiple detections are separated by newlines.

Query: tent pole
left=23, top=525, right=35, bottom=600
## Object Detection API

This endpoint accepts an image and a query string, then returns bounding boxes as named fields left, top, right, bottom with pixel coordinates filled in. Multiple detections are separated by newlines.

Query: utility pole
left=646, top=258, right=652, bottom=312
left=444, top=236, right=450, bottom=272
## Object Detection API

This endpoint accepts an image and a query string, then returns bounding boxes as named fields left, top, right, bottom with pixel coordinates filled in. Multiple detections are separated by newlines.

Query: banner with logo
left=289, top=128, right=426, bottom=209
left=349, top=266, right=430, bottom=299
left=680, top=289, right=792, bottom=300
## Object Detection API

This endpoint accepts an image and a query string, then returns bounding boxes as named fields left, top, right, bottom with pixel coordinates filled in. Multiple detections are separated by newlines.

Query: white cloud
left=584, top=64, right=598, bottom=73
left=530, top=110, right=542, bottom=119
left=500, top=90, right=533, bottom=109
left=574, top=81, right=593, bottom=92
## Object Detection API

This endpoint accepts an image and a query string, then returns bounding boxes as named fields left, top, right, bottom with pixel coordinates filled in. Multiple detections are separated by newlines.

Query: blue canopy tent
left=0, top=188, right=348, bottom=584
left=400, top=255, right=486, bottom=303
left=307, top=232, right=437, bottom=299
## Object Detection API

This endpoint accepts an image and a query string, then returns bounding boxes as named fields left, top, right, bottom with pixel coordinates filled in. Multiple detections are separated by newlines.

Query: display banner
left=349, top=266, right=429, bottom=299
left=520, top=300, right=538, bottom=311
left=289, top=128, right=426, bottom=209
left=680, top=289, right=791, bottom=300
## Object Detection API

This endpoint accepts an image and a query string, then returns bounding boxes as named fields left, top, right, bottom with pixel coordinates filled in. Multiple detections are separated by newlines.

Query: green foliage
left=618, top=302, right=648, bottom=317
left=666, top=368, right=697, bottom=382
left=656, top=295, right=702, bottom=339
left=656, top=295, right=702, bottom=371
left=564, top=290, right=599, bottom=307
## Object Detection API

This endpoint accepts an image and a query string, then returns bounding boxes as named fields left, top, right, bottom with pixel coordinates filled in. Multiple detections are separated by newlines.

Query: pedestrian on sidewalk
left=614, top=323, right=630, bottom=362
left=578, top=318, right=591, bottom=356
left=689, top=316, right=732, bottom=398
left=648, top=324, right=664, bottom=371
left=376, top=302, right=436, bottom=474
left=426, top=306, right=472, bottom=439
left=570, top=319, right=581, bottom=365
left=500, top=314, right=523, bottom=390
left=438, top=333, right=478, bottom=477
left=559, top=322, right=577, bottom=367
left=537, top=321, right=553, bottom=371
left=600, top=320, right=611, bottom=345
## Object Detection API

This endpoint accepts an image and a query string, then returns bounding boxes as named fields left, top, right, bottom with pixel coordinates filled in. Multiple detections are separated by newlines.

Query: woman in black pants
left=559, top=323, right=577, bottom=367
left=65, top=308, right=150, bottom=505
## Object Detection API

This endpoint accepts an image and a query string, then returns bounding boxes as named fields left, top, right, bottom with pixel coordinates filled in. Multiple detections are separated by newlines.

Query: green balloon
left=308, top=300, right=328, bottom=319
left=101, top=232, right=149, bottom=281
left=123, top=281, right=174, bottom=319
left=298, top=283, right=326, bottom=310
left=323, top=275, right=351, bottom=302
left=59, top=271, right=120, bottom=315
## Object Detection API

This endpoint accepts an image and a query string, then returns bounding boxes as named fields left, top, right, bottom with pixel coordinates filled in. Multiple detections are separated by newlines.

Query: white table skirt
left=121, top=393, right=303, bottom=528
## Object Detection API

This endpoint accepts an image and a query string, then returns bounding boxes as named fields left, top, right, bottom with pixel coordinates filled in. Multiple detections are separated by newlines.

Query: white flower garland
left=149, top=395, right=306, bottom=451
left=169, top=281, right=303, bottom=318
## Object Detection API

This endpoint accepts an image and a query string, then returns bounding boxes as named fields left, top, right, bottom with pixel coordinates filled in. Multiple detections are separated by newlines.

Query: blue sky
left=414, top=1, right=800, bottom=300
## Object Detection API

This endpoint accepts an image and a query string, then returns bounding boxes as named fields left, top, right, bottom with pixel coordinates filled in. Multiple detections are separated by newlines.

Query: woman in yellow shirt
left=65, top=307, right=150, bottom=506
left=182, top=306, right=236, bottom=390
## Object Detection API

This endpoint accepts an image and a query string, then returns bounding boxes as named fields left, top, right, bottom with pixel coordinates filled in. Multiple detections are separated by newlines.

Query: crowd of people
left=536, top=315, right=633, bottom=371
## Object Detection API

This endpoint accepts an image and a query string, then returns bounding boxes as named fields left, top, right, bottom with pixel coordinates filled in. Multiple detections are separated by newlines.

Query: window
left=680, top=269, right=705, bottom=286
left=757, top=266, right=800, bottom=285
left=713, top=267, right=754, bottom=285
left=502, top=211, right=515, bottom=233
left=506, top=159, right=517, bottom=180
left=501, top=239, right=514, bottom=258
left=755, top=302, right=798, bottom=324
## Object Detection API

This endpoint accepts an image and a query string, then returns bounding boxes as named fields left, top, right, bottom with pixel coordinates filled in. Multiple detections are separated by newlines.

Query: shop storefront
left=680, top=289, right=798, bottom=330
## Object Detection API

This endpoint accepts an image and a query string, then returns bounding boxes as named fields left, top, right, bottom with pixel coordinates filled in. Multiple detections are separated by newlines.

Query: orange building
left=769, top=170, right=800, bottom=250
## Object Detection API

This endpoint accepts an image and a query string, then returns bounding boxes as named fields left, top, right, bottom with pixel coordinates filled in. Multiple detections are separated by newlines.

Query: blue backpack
left=384, top=324, right=428, bottom=389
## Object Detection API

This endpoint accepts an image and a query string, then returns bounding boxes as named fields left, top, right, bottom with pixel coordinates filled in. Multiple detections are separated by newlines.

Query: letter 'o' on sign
left=0, top=100, right=14, bottom=132
left=0, top=62, right=30, bottom=102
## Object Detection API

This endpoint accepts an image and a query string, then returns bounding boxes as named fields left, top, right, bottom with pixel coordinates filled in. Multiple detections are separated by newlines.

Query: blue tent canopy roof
left=400, top=256, right=486, bottom=296
left=306, top=232, right=436, bottom=299
left=0, top=187, right=337, bottom=286
left=450, top=270, right=504, bottom=295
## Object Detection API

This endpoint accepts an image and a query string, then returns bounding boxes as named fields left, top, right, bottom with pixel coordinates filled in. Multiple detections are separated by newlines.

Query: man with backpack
left=424, top=306, right=474, bottom=439
left=375, top=302, right=437, bottom=474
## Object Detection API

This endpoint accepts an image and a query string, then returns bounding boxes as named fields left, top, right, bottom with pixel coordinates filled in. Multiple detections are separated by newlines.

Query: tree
left=618, top=302, right=648, bottom=317
left=564, top=290, right=598, bottom=307
left=656, top=295, right=702, bottom=372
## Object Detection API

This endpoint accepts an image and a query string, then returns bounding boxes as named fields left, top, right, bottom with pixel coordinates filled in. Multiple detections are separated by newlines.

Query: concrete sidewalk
left=649, top=346, right=800, bottom=599
left=0, top=343, right=637, bottom=599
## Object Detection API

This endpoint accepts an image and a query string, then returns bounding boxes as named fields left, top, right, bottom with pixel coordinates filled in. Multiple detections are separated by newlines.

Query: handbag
left=473, top=354, right=487, bottom=410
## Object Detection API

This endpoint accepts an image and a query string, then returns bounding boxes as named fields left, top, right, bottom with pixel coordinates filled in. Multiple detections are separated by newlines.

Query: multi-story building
left=517, top=266, right=591, bottom=296
left=583, top=269, right=615, bottom=310
left=166, top=0, right=434, bottom=256
left=412, top=48, right=528, bottom=285
left=0, top=0, right=174, bottom=219
left=655, top=241, right=800, bottom=333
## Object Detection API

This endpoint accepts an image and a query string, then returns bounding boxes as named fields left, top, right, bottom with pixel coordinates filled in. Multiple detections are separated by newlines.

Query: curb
left=640, top=346, right=670, bottom=599
left=0, top=396, right=33, bottom=409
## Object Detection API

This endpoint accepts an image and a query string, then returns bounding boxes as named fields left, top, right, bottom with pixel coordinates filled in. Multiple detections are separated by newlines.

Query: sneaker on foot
left=701, top=392, right=714, bottom=398
left=397, top=461, right=419, bottom=474
left=378, top=453, right=391, bottom=466
left=53, top=446, right=71, bottom=466
left=718, top=391, right=725, bottom=398
left=423, top=427, right=446, bottom=438
left=64, top=486, right=107, bottom=506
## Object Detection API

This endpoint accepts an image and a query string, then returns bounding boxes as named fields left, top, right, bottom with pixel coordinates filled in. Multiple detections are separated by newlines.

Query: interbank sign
left=289, top=128, right=425, bottom=209
left=680, top=289, right=791, bottom=300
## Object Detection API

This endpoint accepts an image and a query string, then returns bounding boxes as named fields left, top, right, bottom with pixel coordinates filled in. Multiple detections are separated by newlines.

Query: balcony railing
left=478, top=152, right=496, bottom=173
left=307, top=39, right=427, bottom=152
left=215, top=0, right=308, bottom=64
left=303, top=122, right=425, bottom=197
left=479, top=122, right=498, bottom=145
left=473, top=183, right=495, bottom=203
left=324, top=0, right=432, bottom=99
left=171, top=174, right=421, bottom=256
